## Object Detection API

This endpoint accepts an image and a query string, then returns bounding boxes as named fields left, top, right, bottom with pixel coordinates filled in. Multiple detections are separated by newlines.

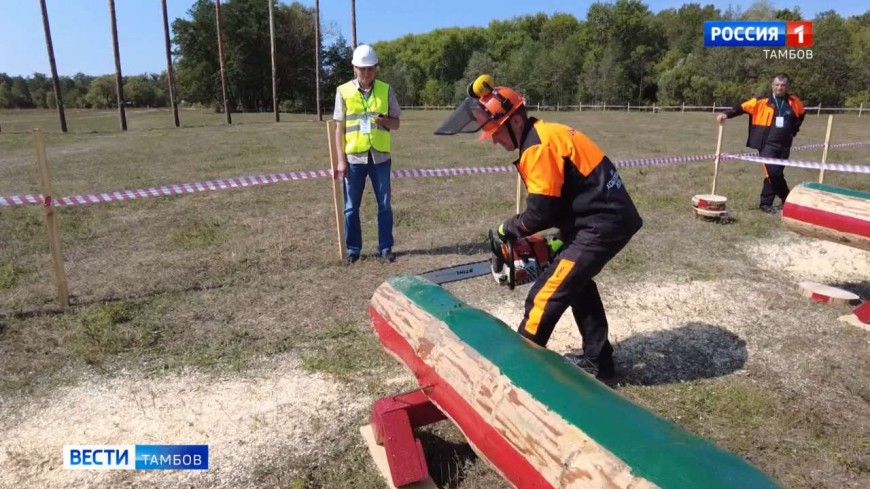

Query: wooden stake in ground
left=39, top=0, right=68, bottom=133
left=326, top=120, right=346, bottom=261
left=710, top=122, right=724, bottom=195
left=818, top=114, right=833, bottom=183
left=31, top=129, right=70, bottom=308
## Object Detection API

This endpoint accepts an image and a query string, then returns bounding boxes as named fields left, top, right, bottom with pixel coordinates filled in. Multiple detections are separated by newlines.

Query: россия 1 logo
left=704, top=21, right=813, bottom=59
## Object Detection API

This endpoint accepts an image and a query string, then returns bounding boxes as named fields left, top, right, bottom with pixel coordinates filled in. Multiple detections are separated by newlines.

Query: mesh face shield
left=433, top=97, right=491, bottom=136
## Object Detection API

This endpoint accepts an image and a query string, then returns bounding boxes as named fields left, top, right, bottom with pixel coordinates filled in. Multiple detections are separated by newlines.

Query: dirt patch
left=746, top=235, right=870, bottom=283
left=0, top=358, right=366, bottom=488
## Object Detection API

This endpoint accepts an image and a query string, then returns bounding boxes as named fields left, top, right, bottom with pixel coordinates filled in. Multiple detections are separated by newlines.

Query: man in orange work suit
left=717, top=73, right=806, bottom=213
left=436, top=75, right=643, bottom=379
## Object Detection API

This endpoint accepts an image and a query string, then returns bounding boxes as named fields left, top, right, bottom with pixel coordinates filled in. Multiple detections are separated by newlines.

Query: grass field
left=1, top=107, right=869, bottom=488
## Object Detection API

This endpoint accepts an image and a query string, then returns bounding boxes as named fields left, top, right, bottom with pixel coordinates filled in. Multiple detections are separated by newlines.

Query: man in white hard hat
left=333, top=44, right=402, bottom=265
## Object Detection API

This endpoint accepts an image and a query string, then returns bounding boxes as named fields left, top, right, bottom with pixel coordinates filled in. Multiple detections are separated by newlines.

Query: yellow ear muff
left=469, top=74, right=495, bottom=98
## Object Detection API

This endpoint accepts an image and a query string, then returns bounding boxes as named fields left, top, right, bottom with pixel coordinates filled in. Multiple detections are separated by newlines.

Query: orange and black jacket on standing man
left=724, top=94, right=806, bottom=151
left=723, top=92, right=805, bottom=209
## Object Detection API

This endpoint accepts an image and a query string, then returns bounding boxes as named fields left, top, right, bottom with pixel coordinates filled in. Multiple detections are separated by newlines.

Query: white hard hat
left=352, top=44, right=379, bottom=67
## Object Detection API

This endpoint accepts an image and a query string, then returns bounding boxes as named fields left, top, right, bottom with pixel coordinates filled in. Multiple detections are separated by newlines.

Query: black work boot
left=563, top=352, right=615, bottom=379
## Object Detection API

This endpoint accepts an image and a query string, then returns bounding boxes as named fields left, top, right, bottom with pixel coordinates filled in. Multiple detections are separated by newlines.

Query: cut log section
left=369, top=274, right=781, bottom=489
left=693, top=194, right=728, bottom=211
left=693, top=207, right=731, bottom=222
left=782, top=182, right=870, bottom=251
left=799, top=281, right=860, bottom=306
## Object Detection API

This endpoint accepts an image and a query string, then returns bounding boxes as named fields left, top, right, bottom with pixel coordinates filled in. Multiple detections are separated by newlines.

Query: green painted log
left=370, top=274, right=781, bottom=489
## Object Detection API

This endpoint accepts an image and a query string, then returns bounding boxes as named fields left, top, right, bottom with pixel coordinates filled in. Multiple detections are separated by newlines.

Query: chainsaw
left=420, top=230, right=561, bottom=289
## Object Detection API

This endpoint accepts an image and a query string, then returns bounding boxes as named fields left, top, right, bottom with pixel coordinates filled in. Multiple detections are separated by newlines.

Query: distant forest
left=2, top=0, right=868, bottom=111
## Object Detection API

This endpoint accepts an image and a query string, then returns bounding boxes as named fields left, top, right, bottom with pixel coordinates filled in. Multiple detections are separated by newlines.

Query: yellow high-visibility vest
left=339, top=80, right=391, bottom=154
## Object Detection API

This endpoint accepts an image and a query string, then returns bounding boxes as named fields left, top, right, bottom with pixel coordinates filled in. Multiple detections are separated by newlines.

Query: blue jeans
left=343, top=159, right=393, bottom=255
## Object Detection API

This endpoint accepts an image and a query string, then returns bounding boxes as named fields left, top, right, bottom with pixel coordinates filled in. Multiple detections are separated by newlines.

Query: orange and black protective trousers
left=517, top=232, right=630, bottom=363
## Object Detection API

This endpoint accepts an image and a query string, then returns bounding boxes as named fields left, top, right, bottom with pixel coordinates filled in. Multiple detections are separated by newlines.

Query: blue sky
left=0, top=1, right=864, bottom=77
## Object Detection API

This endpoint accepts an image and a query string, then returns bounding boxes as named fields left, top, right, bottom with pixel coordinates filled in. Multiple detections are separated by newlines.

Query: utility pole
left=161, top=0, right=180, bottom=127
left=315, top=0, right=322, bottom=121
left=39, top=0, right=67, bottom=133
left=215, top=0, right=232, bottom=124
left=350, top=0, right=357, bottom=48
left=108, top=0, right=127, bottom=130
left=268, top=0, right=279, bottom=122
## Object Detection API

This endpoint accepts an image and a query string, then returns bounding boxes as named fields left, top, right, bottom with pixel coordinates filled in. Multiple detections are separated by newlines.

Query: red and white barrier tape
left=724, top=154, right=870, bottom=173
left=2, top=140, right=867, bottom=207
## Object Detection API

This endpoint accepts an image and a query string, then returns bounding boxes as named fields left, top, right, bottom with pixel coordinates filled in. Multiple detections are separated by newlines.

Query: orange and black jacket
left=724, top=94, right=805, bottom=150
left=502, top=118, right=642, bottom=244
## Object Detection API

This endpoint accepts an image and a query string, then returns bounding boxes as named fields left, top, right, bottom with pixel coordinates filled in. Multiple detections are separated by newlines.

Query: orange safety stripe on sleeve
left=741, top=98, right=758, bottom=114
left=523, top=258, right=575, bottom=336
left=518, top=142, right=564, bottom=197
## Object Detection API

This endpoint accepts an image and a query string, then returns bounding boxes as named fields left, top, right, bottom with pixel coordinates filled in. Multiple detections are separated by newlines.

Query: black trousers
left=759, top=144, right=791, bottom=207
left=517, top=235, right=628, bottom=363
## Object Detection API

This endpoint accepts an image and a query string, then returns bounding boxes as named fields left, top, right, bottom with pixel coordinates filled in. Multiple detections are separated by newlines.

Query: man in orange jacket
left=717, top=73, right=806, bottom=213
left=436, top=76, right=643, bottom=379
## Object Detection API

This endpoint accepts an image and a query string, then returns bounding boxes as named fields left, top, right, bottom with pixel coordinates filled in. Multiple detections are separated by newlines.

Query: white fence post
left=817, top=104, right=822, bottom=116
left=681, top=102, right=685, bottom=113
left=859, top=103, right=864, bottom=118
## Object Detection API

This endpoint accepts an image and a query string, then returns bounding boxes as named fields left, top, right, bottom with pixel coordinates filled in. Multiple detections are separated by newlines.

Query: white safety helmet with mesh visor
left=352, top=44, right=379, bottom=67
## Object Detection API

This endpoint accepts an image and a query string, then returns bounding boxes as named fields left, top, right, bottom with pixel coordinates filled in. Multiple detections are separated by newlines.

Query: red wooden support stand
left=369, top=389, right=447, bottom=487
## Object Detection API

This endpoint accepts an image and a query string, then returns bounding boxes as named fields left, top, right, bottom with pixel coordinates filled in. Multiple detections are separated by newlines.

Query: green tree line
left=2, top=0, right=868, bottom=111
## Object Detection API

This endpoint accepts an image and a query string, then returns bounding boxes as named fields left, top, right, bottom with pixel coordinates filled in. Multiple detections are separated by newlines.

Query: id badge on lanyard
left=360, top=117, right=372, bottom=134
left=775, top=116, right=784, bottom=128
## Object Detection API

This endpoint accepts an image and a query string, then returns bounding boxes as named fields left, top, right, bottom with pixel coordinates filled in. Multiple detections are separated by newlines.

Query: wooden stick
left=818, top=114, right=833, bottom=183
left=326, top=120, right=346, bottom=261
left=31, top=129, right=69, bottom=308
left=515, top=172, right=522, bottom=214
left=710, top=122, right=724, bottom=195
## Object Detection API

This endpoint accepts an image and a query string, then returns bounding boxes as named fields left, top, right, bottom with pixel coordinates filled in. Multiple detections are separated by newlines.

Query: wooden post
left=39, top=0, right=67, bottom=133
left=817, top=104, right=821, bottom=116
left=268, top=0, right=280, bottom=122
left=818, top=115, right=833, bottom=183
left=859, top=103, right=864, bottom=118
left=711, top=101, right=716, bottom=114
left=215, top=0, right=232, bottom=124
left=32, top=129, right=69, bottom=308
left=326, top=121, right=346, bottom=261
left=681, top=102, right=685, bottom=113
left=161, top=0, right=180, bottom=127
left=515, top=172, right=522, bottom=214
left=108, top=0, right=127, bottom=131
left=711, top=122, right=724, bottom=195
left=603, top=102, right=606, bottom=112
